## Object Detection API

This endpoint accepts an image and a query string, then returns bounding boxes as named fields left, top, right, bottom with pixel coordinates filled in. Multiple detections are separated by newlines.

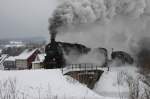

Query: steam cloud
left=64, top=48, right=106, bottom=65
left=49, top=0, right=150, bottom=65
left=50, top=0, right=150, bottom=49
left=51, top=0, right=148, bottom=26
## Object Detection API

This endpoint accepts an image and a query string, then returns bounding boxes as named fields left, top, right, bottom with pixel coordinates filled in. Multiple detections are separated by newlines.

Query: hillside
left=0, top=66, right=149, bottom=99
left=0, top=69, right=101, bottom=99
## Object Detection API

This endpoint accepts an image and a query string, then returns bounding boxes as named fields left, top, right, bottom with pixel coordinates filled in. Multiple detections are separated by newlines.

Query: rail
left=62, top=63, right=109, bottom=74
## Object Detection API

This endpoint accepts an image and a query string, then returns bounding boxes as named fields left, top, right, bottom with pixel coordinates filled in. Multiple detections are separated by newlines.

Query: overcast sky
left=0, top=0, right=58, bottom=39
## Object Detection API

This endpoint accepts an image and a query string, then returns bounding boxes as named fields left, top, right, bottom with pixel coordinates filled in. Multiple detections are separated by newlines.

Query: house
left=32, top=53, right=45, bottom=69
left=16, top=49, right=40, bottom=70
left=3, top=56, right=16, bottom=70
left=0, top=54, right=8, bottom=70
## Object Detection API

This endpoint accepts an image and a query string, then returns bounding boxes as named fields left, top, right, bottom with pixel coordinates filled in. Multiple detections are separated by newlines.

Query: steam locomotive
left=44, top=37, right=65, bottom=69
left=44, top=32, right=134, bottom=69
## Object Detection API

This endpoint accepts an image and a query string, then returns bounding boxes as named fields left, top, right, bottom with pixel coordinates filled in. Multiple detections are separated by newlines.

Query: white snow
left=0, top=69, right=103, bottom=99
left=4, top=41, right=25, bottom=48
left=94, top=66, right=139, bottom=99
left=5, top=56, right=17, bottom=61
left=35, top=53, right=45, bottom=62
left=16, top=49, right=38, bottom=60
left=9, top=41, right=23, bottom=45
left=0, top=65, right=146, bottom=99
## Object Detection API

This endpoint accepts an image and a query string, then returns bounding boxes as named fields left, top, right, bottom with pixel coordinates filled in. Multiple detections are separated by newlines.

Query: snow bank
left=94, top=66, right=139, bottom=99
left=0, top=69, right=102, bottom=99
left=0, top=66, right=144, bottom=99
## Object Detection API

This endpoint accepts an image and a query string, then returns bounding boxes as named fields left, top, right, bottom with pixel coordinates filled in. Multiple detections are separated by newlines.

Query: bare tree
left=0, top=78, right=19, bottom=99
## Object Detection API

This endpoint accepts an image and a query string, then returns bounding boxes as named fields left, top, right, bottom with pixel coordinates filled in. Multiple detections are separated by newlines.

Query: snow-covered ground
left=94, top=66, right=140, bottom=99
left=0, top=69, right=102, bottom=99
left=0, top=66, right=147, bottom=99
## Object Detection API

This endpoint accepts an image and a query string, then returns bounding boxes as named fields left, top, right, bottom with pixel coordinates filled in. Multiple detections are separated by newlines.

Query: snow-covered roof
left=5, top=44, right=25, bottom=48
left=33, top=53, right=45, bottom=63
left=16, top=49, right=38, bottom=60
left=4, top=41, right=25, bottom=48
left=37, top=54, right=45, bottom=62
left=5, top=56, right=17, bottom=61
left=9, top=41, right=23, bottom=44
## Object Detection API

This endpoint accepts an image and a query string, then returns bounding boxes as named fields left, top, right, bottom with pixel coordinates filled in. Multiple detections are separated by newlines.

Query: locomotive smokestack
left=50, top=32, right=56, bottom=44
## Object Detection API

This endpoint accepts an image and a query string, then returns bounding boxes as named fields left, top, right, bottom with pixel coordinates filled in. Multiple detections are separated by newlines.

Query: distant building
left=5, top=41, right=25, bottom=48
left=3, top=56, right=16, bottom=70
left=32, top=54, right=45, bottom=69
left=16, top=49, right=40, bottom=69
left=0, top=54, right=8, bottom=70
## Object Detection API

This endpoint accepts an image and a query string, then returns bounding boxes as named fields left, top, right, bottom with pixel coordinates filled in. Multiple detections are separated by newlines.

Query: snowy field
left=94, top=66, right=139, bottom=99
left=0, top=66, right=148, bottom=99
left=0, top=69, right=101, bottom=99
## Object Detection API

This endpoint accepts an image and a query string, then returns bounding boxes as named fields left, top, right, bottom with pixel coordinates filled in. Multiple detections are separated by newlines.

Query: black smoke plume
left=49, top=12, right=64, bottom=42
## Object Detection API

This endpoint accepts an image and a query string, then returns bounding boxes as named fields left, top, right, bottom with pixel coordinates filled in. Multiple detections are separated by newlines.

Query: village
left=0, top=40, right=46, bottom=70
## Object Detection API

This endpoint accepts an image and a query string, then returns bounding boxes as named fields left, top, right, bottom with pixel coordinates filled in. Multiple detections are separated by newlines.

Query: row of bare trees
left=117, top=71, right=150, bottom=99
